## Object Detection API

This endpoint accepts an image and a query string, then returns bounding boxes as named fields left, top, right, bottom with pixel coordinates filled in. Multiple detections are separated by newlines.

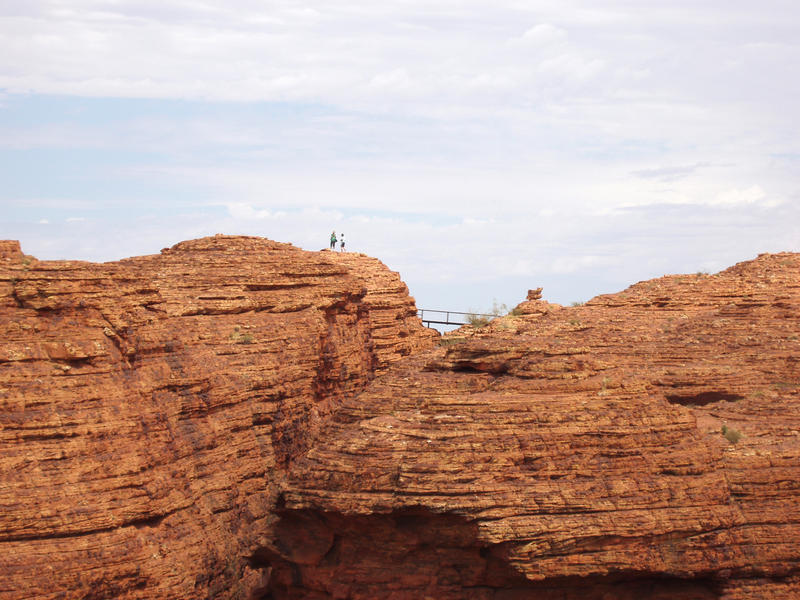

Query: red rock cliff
left=3, top=241, right=800, bottom=600
left=0, top=236, right=435, bottom=599
left=276, top=253, right=800, bottom=599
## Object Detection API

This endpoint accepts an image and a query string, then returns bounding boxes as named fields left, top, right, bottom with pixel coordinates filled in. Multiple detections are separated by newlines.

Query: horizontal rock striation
left=3, top=239, right=800, bottom=599
left=0, top=236, right=434, bottom=600
left=277, top=253, right=800, bottom=599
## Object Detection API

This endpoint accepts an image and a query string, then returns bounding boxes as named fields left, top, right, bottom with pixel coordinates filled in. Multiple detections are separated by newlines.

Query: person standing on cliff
left=330, top=231, right=337, bottom=250
left=340, top=233, right=345, bottom=252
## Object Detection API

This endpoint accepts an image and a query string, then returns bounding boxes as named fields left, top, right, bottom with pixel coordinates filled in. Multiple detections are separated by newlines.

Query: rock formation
left=0, top=236, right=434, bottom=599
left=275, top=253, right=800, bottom=599
left=2, top=239, right=799, bottom=599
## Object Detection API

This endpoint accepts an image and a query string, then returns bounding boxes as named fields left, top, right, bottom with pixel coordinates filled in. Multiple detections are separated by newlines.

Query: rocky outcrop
left=0, top=236, right=435, bottom=600
left=3, top=239, right=800, bottom=599
left=276, top=253, right=800, bottom=599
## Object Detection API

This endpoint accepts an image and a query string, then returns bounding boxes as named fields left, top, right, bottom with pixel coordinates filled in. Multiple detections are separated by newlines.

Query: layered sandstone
left=3, top=240, right=800, bottom=600
left=275, top=253, right=800, bottom=599
left=0, top=236, right=434, bottom=599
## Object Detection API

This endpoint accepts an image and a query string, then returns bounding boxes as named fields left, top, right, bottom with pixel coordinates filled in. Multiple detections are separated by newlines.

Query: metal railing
left=417, top=309, right=495, bottom=327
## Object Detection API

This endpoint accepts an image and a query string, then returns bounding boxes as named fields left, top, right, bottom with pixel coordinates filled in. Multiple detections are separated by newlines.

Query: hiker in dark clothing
left=340, top=233, right=345, bottom=252
left=330, top=231, right=337, bottom=249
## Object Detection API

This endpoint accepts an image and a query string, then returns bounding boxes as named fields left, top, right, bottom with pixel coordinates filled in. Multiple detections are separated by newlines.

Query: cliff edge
left=0, top=236, right=435, bottom=599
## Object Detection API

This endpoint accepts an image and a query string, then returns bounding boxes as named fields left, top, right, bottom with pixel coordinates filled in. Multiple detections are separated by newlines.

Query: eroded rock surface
left=0, top=236, right=434, bottom=599
left=278, top=253, right=800, bottom=599
left=3, top=241, right=800, bottom=599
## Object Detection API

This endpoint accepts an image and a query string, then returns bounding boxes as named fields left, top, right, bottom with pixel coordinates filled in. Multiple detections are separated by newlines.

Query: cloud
left=711, top=185, right=775, bottom=207
left=367, top=68, right=413, bottom=93
left=550, top=254, right=616, bottom=275
left=0, top=0, right=792, bottom=117
left=632, top=162, right=709, bottom=182
left=537, top=52, right=605, bottom=82
left=514, top=23, right=567, bottom=47
left=225, top=203, right=283, bottom=220
left=2, top=1, right=798, bottom=177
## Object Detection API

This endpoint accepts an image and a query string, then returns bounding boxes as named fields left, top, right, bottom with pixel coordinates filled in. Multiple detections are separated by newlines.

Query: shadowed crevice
left=252, top=508, right=724, bottom=600
left=666, top=391, right=745, bottom=406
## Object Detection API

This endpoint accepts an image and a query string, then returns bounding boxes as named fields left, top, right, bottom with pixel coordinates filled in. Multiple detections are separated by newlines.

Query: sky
left=1, top=1, right=799, bottom=314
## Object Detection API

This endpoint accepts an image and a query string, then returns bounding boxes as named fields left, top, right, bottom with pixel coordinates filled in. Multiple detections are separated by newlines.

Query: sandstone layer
left=3, top=240, right=800, bottom=600
left=276, top=253, right=800, bottom=599
left=0, top=236, right=435, bottom=599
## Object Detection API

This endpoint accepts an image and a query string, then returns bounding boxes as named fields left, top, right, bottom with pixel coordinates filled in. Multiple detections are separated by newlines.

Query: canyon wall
left=2, top=239, right=800, bottom=599
left=0, top=236, right=434, bottom=599
left=275, top=253, right=800, bottom=599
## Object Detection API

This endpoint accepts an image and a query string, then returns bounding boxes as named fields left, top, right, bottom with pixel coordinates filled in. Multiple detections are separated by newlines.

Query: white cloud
left=537, top=52, right=605, bottom=82
left=515, top=23, right=567, bottom=47
left=550, top=254, right=616, bottom=275
left=0, top=0, right=793, bottom=117
left=225, top=203, right=279, bottom=220
left=632, top=163, right=708, bottom=182
left=368, top=68, right=413, bottom=92
left=711, top=185, right=768, bottom=207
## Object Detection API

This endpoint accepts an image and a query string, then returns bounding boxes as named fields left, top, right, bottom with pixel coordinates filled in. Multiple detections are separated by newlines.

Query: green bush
left=721, top=424, right=742, bottom=444
left=230, top=327, right=255, bottom=344
left=467, top=314, right=491, bottom=328
left=467, top=299, right=519, bottom=328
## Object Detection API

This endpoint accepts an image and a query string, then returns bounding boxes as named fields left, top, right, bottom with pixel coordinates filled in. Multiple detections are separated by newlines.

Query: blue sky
left=1, top=1, right=799, bottom=312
